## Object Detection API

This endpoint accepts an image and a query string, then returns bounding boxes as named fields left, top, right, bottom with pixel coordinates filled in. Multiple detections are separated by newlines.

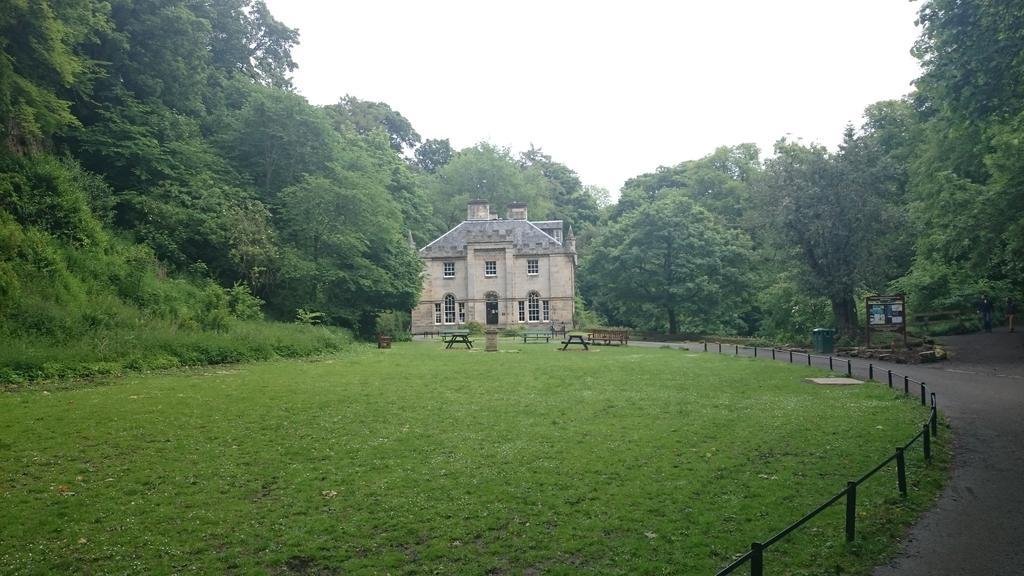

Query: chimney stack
left=507, top=202, right=528, bottom=220
left=467, top=199, right=490, bottom=221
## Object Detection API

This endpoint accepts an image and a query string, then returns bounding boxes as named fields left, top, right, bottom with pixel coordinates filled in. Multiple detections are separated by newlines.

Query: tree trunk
left=831, top=294, right=858, bottom=340
left=667, top=308, right=679, bottom=335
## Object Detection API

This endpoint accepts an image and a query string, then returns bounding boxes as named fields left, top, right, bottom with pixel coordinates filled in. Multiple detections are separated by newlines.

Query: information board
left=865, top=294, right=907, bottom=346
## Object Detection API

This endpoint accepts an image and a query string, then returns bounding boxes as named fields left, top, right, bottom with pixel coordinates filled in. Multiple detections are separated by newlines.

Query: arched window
left=444, top=294, right=456, bottom=324
left=485, top=291, right=499, bottom=303
left=528, top=291, right=541, bottom=322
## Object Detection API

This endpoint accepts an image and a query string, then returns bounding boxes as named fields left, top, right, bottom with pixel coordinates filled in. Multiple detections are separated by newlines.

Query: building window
left=527, top=259, right=539, bottom=275
left=528, top=291, right=540, bottom=322
left=484, top=260, right=497, bottom=277
left=443, top=261, right=455, bottom=278
left=543, top=300, right=550, bottom=321
left=434, top=303, right=442, bottom=324
left=444, top=294, right=456, bottom=324
left=518, top=301, right=525, bottom=322
left=458, top=302, right=465, bottom=323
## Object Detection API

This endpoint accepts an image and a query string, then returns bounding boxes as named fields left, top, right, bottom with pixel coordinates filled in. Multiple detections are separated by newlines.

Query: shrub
left=375, top=310, right=411, bottom=341
left=226, top=282, right=264, bottom=320
left=501, top=326, right=524, bottom=338
left=295, top=308, right=325, bottom=325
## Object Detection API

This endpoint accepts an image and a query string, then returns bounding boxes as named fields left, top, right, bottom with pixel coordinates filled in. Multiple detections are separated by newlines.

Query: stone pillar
left=486, top=328, right=498, bottom=352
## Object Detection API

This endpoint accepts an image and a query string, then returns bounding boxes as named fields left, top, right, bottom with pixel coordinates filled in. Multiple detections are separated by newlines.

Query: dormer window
left=443, top=261, right=455, bottom=278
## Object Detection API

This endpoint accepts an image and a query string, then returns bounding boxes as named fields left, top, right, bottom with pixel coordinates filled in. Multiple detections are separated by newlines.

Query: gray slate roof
left=420, top=219, right=566, bottom=258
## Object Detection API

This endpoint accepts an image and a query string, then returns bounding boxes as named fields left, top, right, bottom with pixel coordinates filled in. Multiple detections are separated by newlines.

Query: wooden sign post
left=866, top=294, right=907, bottom=347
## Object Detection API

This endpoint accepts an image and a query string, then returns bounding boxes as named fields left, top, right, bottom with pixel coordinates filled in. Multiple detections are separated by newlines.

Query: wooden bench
left=377, top=335, right=392, bottom=349
left=587, top=329, right=629, bottom=346
left=522, top=329, right=552, bottom=343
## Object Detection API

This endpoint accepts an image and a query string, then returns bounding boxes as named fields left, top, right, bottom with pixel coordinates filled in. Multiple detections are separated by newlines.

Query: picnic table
left=560, top=334, right=589, bottom=351
left=441, top=329, right=473, bottom=349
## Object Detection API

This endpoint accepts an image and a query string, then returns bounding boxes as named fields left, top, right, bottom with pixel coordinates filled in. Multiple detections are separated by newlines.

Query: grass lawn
left=0, top=340, right=947, bottom=575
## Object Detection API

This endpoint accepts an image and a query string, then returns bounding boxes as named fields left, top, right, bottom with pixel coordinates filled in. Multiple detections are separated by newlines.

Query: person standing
left=979, top=295, right=995, bottom=332
left=1007, top=297, right=1017, bottom=333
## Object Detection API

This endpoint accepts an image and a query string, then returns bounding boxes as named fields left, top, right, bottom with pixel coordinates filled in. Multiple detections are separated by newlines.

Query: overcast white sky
left=262, top=0, right=923, bottom=196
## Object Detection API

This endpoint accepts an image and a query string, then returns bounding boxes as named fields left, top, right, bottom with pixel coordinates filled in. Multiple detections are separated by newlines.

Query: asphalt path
left=638, top=330, right=1023, bottom=575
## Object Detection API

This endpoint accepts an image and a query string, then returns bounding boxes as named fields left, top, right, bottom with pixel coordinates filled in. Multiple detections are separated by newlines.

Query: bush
left=501, top=326, right=524, bottom=338
left=464, top=321, right=484, bottom=336
left=375, top=310, right=411, bottom=341
left=226, top=282, right=264, bottom=320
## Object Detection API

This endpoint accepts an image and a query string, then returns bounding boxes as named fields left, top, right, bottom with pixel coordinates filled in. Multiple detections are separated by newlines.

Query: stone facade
left=411, top=201, right=577, bottom=333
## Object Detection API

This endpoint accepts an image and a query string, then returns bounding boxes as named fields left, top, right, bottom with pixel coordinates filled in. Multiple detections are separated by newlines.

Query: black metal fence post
left=845, top=481, right=857, bottom=542
left=704, top=340, right=708, bottom=352
left=847, top=359, right=852, bottom=377
left=923, top=424, right=932, bottom=461
left=869, top=363, right=874, bottom=380
left=736, top=344, right=739, bottom=356
left=789, top=350, right=793, bottom=363
left=920, top=382, right=926, bottom=406
left=719, top=342, right=722, bottom=353
left=807, top=353, right=812, bottom=366
left=754, top=346, right=758, bottom=358
left=904, top=375, right=909, bottom=395
left=888, top=370, right=893, bottom=388
left=829, top=356, right=833, bottom=370
left=750, top=542, right=764, bottom=576
left=931, top=407, right=938, bottom=436
left=896, top=447, right=907, bottom=497
left=772, top=348, right=776, bottom=360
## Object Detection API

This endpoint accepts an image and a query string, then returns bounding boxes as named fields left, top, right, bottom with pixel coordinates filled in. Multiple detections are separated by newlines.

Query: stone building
left=411, top=200, right=577, bottom=333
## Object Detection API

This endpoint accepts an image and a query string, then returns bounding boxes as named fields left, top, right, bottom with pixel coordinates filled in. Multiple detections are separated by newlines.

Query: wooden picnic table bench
left=561, top=334, right=589, bottom=351
left=522, top=329, right=552, bottom=343
left=587, top=329, right=629, bottom=346
left=441, top=329, right=473, bottom=349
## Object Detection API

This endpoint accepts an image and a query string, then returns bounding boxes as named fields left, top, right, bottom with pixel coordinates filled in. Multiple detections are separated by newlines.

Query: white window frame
left=518, top=301, right=525, bottom=322
left=434, top=303, right=442, bottom=324
left=443, top=261, right=455, bottom=278
left=458, top=302, right=465, bottom=323
left=484, top=260, right=497, bottom=277
left=444, top=294, right=456, bottom=324
left=528, top=292, right=540, bottom=322
left=543, top=300, right=550, bottom=321
left=527, top=259, right=539, bottom=275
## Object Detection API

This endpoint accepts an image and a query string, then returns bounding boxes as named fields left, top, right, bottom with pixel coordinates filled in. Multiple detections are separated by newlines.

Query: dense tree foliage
left=2, top=0, right=1020, bottom=359
left=582, top=191, right=752, bottom=334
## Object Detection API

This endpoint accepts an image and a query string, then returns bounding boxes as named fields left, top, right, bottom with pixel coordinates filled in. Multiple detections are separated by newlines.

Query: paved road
left=654, top=330, right=1024, bottom=575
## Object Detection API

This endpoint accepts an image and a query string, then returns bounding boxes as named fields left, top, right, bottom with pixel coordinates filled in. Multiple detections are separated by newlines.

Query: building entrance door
left=485, top=292, right=499, bottom=325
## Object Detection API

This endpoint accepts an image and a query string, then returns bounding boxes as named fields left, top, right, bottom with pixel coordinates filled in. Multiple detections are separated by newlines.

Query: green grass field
left=0, top=341, right=947, bottom=575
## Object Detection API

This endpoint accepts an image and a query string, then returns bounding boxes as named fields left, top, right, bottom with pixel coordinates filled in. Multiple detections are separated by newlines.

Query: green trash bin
left=811, top=328, right=835, bottom=354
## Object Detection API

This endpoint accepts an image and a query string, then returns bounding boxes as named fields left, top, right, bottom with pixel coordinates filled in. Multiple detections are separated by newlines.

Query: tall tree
left=425, top=143, right=553, bottom=228
left=519, top=146, right=600, bottom=232
left=414, top=138, right=453, bottom=173
left=894, top=0, right=1024, bottom=306
left=324, top=95, right=421, bottom=153
left=0, top=0, right=107, bottom=153
left=582, top=191, right=753, bottom=334
left=760, top=140, right=882, bottom=337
